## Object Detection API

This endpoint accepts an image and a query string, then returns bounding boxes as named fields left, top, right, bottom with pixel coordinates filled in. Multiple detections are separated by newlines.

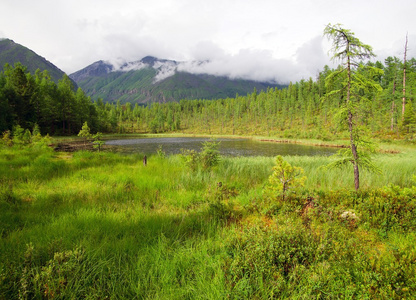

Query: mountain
left=70, top=57, right=286, bottom=104
left=0, top=38, right=69, bottom=84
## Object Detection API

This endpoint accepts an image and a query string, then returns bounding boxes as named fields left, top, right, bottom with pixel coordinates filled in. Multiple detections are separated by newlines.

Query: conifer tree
left=324, top=24, right=382, bottom=190
left=78, top=121, right=92, bottom=147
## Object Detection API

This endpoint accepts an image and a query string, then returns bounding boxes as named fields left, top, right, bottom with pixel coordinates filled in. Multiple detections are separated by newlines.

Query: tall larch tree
left=402, top=34, right=408, bottom=123
left=324, top=23, right=382, bottom=190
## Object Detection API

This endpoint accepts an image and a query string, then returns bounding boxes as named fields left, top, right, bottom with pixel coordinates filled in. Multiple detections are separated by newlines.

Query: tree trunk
left=346, top=43, right=360, bottom=191
left=391, top=79, right=396, bottom=131
left=402, top=34, right=408, bottom=121
left=348, top=110, right=360, bottom=190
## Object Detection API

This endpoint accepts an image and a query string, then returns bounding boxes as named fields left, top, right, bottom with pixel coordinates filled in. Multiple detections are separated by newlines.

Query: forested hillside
left=0, top=39, right=72, bottom=84
left=0, top=63, right=115, bottom=135
left=1, top=54, right=415, bottom=140
left=114, top=57, right=416, bottom=141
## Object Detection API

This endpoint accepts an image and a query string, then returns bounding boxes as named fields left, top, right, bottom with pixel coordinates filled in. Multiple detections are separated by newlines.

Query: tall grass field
left=1, top=142, right=416, bottom=299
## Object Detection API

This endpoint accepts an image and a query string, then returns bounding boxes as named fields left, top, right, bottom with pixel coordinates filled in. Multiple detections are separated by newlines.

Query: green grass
left=1, top=143, right=416, bottom=298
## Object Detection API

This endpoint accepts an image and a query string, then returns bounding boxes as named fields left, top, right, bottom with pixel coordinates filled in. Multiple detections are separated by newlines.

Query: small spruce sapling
left=12, top=125, right=25, bottom=147
left=180, top=139, right=221, bottom=171
left=93, top=132, right=104, bottom=152
left=78, top=122, right=92, bottom=147
left=266, top=155, right=306, bottom=201
left=156, top=145, right=166, bottom=158
left=1, top=130, right=13, bottom=147
left=200, top=139, right=221, bottom=170
left=32, top=123, right=42, bottom=143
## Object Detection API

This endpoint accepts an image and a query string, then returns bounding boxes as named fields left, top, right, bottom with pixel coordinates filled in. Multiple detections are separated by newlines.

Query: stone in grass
left=340, top=210, right=360, bottom=228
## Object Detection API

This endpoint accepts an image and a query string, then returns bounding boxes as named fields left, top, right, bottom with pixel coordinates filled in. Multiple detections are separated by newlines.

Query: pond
left=105, top=137, right=338, bottom=157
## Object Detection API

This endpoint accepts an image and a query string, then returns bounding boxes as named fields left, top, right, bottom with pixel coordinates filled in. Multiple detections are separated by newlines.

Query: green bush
left=200, top=139, right=221, bottom=170
left=265, top=155, right=306, bottom=201
left=180, top=139, right=221, bottom=171
left=358, top=185, right=416, bottom=235
left=18, top=244, right=85, bottom=299
left=224, top=218, right=319, bottom=298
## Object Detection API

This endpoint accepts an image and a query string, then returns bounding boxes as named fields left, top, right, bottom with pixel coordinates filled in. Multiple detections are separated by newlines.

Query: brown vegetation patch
left=53, top=141, right=110, bottom=152
left=259, top=139, right=348, bottom=148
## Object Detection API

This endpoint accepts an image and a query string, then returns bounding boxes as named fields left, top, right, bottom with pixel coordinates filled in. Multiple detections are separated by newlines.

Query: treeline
left=0, top=63, right=117, bottom=135
left=115, top=55, right=416, bottom=140
left=2, top=56, right=416, bottom=140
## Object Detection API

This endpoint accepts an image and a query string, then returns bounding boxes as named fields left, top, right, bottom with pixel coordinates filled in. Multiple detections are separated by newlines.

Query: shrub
left=180, top=148, right=200, bottom=171
left=1, top=130, right=13, bottom=147
left=78, top=122, right=92, bottom=146
left=18, top=243, right=85, bottom=299
left=92, top=132, right=104, bottom=152
left=200, top=139, right=220, bottom=170
left=265, top=155, right=306, bottom=201
left=224, top=218, right=318, bottom=298
left=358, top=185, right=416, bottom=235
left=156, top=145, right=166, bottom=158
left=180, top=139, right=221, bottom=171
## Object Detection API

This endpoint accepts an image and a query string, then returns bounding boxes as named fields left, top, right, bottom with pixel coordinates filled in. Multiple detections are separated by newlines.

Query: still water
left=105, top=137, right=338, bottom=157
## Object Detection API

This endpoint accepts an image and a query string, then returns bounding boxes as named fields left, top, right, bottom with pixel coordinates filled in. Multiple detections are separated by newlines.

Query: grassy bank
left=1, top=143, right=416, bottom=298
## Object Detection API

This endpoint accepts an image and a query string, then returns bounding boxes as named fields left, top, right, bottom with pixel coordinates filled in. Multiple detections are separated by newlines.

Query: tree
left=402, top=34, right=408, bottom=122
left=12, top=124, right=25, bottom=147
left=383, top=56, right=401, bottom=131
left=3, top=63, right=36, bottom=129
left=0, top=74, right=13, bottom=132
left=78, top=121, right=91, bottom=147
left=181, top=139, right=221, bottom=171
left=57, top=75, right=76, bottom=135
left=75, top=88, right=91, bottom=130
left=200, top=139, right=221, bottom=170
left=324, top=23, right=382, bottom=190
left=266, top=156, right=306, bottom=202
left=93, top=132, right=105, bottom=152
left=402, top=100, right=416, bottom=134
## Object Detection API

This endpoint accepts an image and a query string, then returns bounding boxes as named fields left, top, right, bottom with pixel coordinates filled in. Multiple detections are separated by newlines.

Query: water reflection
left=105, top=137, right=338, bottom=157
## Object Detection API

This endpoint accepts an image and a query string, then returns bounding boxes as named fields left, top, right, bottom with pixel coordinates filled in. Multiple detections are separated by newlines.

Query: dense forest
left=0, top=63, right=116, bottom=135
left=1, top=54, right=415, bottom=141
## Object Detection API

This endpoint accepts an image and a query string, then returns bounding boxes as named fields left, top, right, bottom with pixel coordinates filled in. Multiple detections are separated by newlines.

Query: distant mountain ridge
left=0, top=38, right=287, bottom=104
left=0, top=38, right=70, bottom=84
left=70, top=57, right=287, bottom=104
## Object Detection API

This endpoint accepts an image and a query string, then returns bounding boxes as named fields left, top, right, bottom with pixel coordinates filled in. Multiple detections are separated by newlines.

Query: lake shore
left=51, top=132, right=413, bottom=155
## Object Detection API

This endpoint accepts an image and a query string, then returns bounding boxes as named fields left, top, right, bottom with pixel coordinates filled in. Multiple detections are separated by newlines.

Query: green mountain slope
left=70, top=58, right=287, bottom=103
left=0, top=38, right=68, bottom=83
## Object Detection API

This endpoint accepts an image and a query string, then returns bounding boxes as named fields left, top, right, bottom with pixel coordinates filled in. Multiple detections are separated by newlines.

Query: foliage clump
left=92, top=132, right=104, bottom=152
left=18, top=243, right=85, bottom=299
left=181, top=139, right=221, bottom=171
left=265, top=155, right=306, bottom=201
left=1, top=124, right=50, bottom=149
left=77, top=121, right=92, bottom=146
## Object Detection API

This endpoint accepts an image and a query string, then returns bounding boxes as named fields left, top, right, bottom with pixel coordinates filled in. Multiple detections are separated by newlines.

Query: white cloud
left=295, top=36, right=330, bottom=79
left=1, top=0, right=416, bottom=84
left=152, top=60, right=178, bottom=82
left=376, top=34, right=416, bottom=63
left=177, top=38, right=330, bottom=83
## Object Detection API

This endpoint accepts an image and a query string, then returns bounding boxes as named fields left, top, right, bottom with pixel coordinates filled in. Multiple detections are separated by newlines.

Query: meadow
left=1, top=138, right=416, bottom=299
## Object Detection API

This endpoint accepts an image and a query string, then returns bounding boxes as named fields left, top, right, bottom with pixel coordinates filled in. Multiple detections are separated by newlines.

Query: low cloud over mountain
left=69, top=56, right=287, bottom=104
left=72, top=36, right=328, bottom=86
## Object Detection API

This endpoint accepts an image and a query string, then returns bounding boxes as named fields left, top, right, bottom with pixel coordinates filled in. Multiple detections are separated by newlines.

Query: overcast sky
left=1, top=0, right=415, bottom=84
